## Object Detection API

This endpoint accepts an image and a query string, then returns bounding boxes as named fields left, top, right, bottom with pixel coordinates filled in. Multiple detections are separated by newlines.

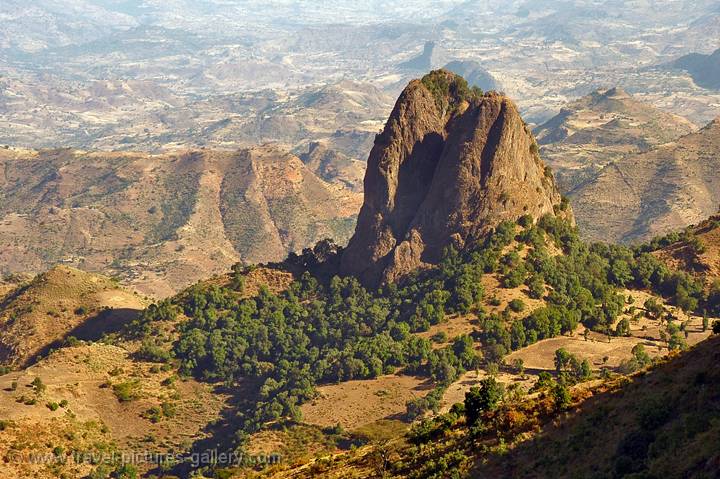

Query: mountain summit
left=340, top=70, right=568, bottom=286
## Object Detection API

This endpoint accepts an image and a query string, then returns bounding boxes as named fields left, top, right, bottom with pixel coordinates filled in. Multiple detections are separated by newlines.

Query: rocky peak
left=340, top=70, right=569, bottom=287
left=602, top=86, right=630, bottom=99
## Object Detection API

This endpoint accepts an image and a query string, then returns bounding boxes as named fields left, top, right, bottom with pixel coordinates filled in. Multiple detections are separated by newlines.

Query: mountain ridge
left=0, top=145, right=362, bottom=297
left=569, top=116, right=720, bottom=244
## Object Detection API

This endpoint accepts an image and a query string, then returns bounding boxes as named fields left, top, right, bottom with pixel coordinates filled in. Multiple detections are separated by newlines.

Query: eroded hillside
left=535, top=87, right=696, bottom=191
left=569, top=117, right=720, bottom=244
left=0, top=146, right=362, bottom=297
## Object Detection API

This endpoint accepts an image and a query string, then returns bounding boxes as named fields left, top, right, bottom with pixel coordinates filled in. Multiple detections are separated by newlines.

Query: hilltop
left=535, top=87, right=696, bottom=191
left=569, top=117, right=720, bottom=244
left=0, top=266, right=146, bottom=368
left=0, top=145, right=362, bottom=297
left=649, top=213, right=720, bottom=285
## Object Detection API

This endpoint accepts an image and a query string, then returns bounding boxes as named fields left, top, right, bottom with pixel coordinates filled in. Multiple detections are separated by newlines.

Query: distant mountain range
left=666, top=47, right=720, bottom=90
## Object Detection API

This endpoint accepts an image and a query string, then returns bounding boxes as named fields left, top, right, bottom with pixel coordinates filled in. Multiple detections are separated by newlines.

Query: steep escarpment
left=340, top=70, right=567, bottom=286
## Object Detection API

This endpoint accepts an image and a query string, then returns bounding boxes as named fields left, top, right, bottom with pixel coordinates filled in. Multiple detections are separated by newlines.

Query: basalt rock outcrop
left=340, top=70, right=569, bottom=287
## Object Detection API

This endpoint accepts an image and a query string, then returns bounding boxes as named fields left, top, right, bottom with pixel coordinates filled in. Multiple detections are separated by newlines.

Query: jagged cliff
left=340, top=70, right=568, bottom=286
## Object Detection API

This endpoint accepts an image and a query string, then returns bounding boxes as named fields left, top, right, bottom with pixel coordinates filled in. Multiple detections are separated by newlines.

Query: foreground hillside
left=269, top=333, right=720, bottom=479
left=569, top=117, right=720, bottom=244
left=475, top=333, right=720, bottom=478
left=0, top=145, right=361, bottom=297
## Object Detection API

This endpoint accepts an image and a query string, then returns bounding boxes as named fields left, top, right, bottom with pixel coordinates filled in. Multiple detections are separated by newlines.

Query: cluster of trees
left=131, top=210, right=719, bottom=453
left=474, top=214, right=715, bottom=364
left=553, top=348, right=591, bottom=381
left=163, top=264, right=490, bottom=440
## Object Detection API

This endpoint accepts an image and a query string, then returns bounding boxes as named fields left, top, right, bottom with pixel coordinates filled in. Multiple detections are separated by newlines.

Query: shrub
left=143, top=406, right=163, bottom=423
left=518, top=214, right=533, bottom=228
left=508, top=298, right=525, bottom=313
left=137, top=339, right=172, bottom=363
left=430, top=331, right=448, bottom=343
left=552, top=382, right=571, bottom=410
left=46, top=402, right=59, bottom=411
left=637, top=397, right=672, bottom=431
left=464, top=377, right=504, bottom=427
left=112, top=463, right=138, bottom=479
left=161, top=401, right=176, bottom=418
left=74, top=306, right=89, bottom=315
left=112, top=381, right=140, bottom=402
left=31, top=377, right=46, bottom=394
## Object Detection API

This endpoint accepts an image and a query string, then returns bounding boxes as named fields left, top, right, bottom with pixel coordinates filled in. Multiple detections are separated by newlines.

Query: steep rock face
left=340, top=70, right=566, bottom=286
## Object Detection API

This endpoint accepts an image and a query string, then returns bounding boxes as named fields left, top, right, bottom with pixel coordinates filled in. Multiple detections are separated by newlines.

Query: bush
left=508, top=298, right=525, bottom=313
left=552, top=382, right=571, bottom=410
left=637, top=397, right=672, bottom=431
left=112, top=381, right=141, bottom=402
left=31, top=377, right=46, bottom=394
left=46, top=402, right=59, bottom=411
left=143, top=406, right=163, bottom=423
left=161, top=401, right=176, bottom=418
left=430, top=331, right=448, bottom=343
left=137, top=339, right=173, bottom=363
left=112, top=463, right=138, bottom=479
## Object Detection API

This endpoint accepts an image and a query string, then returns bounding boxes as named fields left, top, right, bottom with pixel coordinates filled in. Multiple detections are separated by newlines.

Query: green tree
left=713, top=320, right=720, bottom=335
left=527, top=274, right=545, bottom=299
left=464, top=377, right=504, bottom=427
left=643, top=298, right=663, bottom=319
left=552, top=381, right=571, bottom=410
left=668, top=332, right=687, bottom=351
left=631, top=343, right=651, bottom=367
left=554, top=348, right=572, bottom=374
left=615, top=318, right=631, bottom=337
